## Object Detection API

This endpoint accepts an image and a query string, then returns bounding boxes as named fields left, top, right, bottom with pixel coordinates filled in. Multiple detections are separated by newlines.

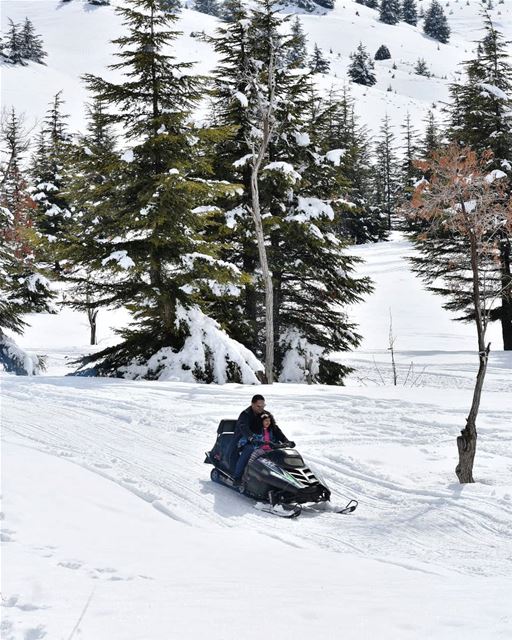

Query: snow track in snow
left=3, top=373, right=511, bottom=578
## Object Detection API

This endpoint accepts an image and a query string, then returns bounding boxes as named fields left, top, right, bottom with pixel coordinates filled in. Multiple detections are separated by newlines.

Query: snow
left=233, top=90, right=248, bottom=107
left=262, top=161, right=302, bottom=183
left=101, top=250, right=135, bottom=270
left=2, top=2, right=512, bottom=637
left=3, top=233, right=512, bottom=639
left=478, top=82, right=510, bottom=101
left=287, top=196, right=335, bottom=222
left=325, top=148, right=345, bottom=166
left=120, top=149, right=134, bottom=163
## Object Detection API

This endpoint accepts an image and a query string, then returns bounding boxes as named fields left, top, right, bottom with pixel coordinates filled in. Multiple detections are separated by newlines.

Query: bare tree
left=246, top=44, right=277, bottom=383
left=407, top=145, right=512, bottom=483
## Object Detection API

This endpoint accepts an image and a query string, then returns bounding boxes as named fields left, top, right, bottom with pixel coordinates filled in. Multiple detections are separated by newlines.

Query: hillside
left=2, top=0, right=512, bottom=137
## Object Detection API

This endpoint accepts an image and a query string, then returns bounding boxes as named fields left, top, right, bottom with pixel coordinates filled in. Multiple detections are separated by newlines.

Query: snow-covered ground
left=2, top=234, right=512, bottom=639
left=2, top=2, right=512, bottom=638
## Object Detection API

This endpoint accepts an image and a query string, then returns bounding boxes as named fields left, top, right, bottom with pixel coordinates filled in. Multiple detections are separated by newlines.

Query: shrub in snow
left=375, top=45, right=391, bottom=60
left=414, top=57, right=431, bottom=76
left=0, top=332, right=44, bottom=375
left=78, top=304, right=263, bottom=384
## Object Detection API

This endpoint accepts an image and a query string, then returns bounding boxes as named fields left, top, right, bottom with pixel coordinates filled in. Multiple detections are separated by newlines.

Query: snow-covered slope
left=2, top=235, right=512, bottom=639
left=2, top=0, right=512, bottom=137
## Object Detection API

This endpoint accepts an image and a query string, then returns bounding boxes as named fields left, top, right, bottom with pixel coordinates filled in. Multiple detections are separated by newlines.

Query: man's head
left=251, top=394, right=266, bottom=414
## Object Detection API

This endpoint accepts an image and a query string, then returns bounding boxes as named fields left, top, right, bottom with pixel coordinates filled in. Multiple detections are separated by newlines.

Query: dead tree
left=407, top=145, right=512, bottom=483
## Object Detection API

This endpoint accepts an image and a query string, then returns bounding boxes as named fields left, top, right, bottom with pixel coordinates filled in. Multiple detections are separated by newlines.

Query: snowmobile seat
left=205, top=419, right=238, bottom=472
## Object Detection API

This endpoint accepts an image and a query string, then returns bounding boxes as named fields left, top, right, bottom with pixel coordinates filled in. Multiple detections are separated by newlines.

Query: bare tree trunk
left=247, top=46, right=276, bottom=384
left=456, top=230, right=489, bottom=483
left=250, top=163, right=274, bottom=383
left=87, top=308, right=98, bottom=346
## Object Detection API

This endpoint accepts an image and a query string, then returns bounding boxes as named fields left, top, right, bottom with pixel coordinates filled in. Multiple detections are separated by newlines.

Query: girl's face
left=262, top=415, right=271, bottom=428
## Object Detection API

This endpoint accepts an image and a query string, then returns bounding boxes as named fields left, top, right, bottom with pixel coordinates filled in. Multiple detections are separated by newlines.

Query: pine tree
left=310, top=43, right=330, bottom=74
left=60, top=97, right=120, bottom=345
left=5, top=19, right=25, bottom=65
left=19, top=17, right=47, bottom=64
left=401, top=111, right=421, bottom=195
left=414, top=57, right=430, bottom=76
left=194, top=0, right=220, bottom=17
left=287, top=16, right=308, bottom=67
left=77, top=0, right=256, bottom=382
left=366, top=0, right=380, bottom=8
left=444, top=14, right=512, bottom=348
left=209, top=1, right=371, bottom=383
left=374, top=44, right=391, bottom=60
left=421, top=109, right=441, bottom=157
left=373, top=114, right=401, bottom=229
left=379, top=0, right=401, bottom=24
left=30, top=92, right=74, bottom=273
left=0, top=110, right=53, bottom=373
left=317, top=87, right=387, bottom=243
left=401, top=0, right=418, bottom=25
left=423, top=0, right=451, bottom=43
left=348, top=42, right=376, bottom=86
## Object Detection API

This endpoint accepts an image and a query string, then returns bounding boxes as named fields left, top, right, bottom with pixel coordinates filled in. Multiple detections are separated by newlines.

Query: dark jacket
left=235, top=407, right=288, bottom=444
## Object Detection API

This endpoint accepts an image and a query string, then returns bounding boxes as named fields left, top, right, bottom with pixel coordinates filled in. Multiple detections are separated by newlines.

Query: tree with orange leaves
left=406, top=144, right=512, bottom=483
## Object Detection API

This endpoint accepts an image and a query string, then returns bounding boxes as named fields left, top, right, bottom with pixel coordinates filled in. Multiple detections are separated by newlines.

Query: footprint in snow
left=23, top=625, right=46, bottom=640
left=58, top=560, right=82, bottom=570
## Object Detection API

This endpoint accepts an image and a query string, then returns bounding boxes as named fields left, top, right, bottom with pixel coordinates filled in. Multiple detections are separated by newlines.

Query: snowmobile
left=204, top=419, right=358, bottom=518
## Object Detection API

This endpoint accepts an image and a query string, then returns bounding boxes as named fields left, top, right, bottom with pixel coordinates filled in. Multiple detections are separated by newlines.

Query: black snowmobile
left=204, top=419, right=358, bottom=518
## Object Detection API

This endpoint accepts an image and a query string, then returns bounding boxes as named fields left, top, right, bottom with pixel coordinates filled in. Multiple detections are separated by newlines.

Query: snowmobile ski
left=255, top=502, right=302, bottom=518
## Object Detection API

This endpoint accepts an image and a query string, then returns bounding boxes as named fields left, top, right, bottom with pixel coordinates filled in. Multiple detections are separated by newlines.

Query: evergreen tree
left=287, top=16, right=308, bottom=67
left=379, top=0, right=401, bottom=24
left=421, top=109, right=441, bottom=157
left=30, top=92, right=74, bottom=273
left=317, top=87, right=387, bottom=243
left=220, top=0, right=244, bottom=22
left=374, top=44, right=391, bottom=60
left=5, top=19, right=25, bottom=65
left=348, top=42, right=376, bottom=86
left=19, top=17, right=47, bottom=64
left=401, top=111, right=421, bottom=195
left=366, top=0, right=380, bottom=8
left=310, top=43, right=330, bottom=74
left=77, top=0, right=256, bottom=382
left=423, top=0, right=451, bottom=43
left=0, top=110, right=53, bottom=373
left=414, top=57, right=430, bottom=76
left=60, top=97, right=120, bottom=345
left=373, top=114, right=401, bottom=229
left=209, top=0, right=371, bottom=383
left=443, top=14, right=512, bottom=348
left=194, top=0, right=220, bottom=17
left=401, top=0, right=418, bottom=25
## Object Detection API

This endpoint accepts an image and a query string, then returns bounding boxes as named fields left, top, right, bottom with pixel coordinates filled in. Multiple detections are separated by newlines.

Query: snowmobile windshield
left=282, top=452, right=304, bottom=467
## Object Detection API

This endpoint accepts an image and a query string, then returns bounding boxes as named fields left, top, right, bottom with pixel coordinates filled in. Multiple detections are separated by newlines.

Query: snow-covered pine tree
left=373, top=114, right=401, bottom=229
left=59, top=97, right=121, bottom=346
left=402, top=0, right=418, bottom=25
left=4, top=19, right=25, bottom=66
left=374, top=44, right=391, bottom=60
left=317, top=87, right=387, bottom=243
left=443, top=14, right=512, bottom=348
left=19, top=17, right=47, bottom=64
left=423, top=0, right=451, bottom=43
left=0, top=110, right=53, bottom=374
left=194, top=0, right=220, bottom=17
left=365, top=0, right=380, bottom=8
left=287, top=16, right=308, bottom=67
left=379, top=0, right=401, bottom=24
left=348, top=42, right=376, bottom=86
left=310, top=43, right=330, bottom=74
left=78, top=0, right=259, bottom=383
left=209, top=0, right=371, bottom=383
left=30, top=92, right=74, bottom=274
